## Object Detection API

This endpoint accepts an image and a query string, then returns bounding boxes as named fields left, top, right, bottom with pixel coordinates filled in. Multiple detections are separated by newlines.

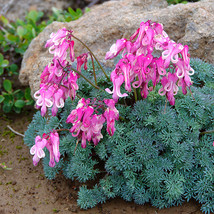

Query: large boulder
left=19, top=0, right=214, bottom=96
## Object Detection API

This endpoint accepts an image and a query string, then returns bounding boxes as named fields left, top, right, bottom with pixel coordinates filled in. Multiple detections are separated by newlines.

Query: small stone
left=12, top=181, right=17, bottom=185
left=32, top=207, right=36, bottom=211
left=68, top=205, right=78, bottom=213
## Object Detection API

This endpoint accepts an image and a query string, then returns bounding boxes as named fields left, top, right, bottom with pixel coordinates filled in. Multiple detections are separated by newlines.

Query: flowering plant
left=30, top=20, right=195, bottom=167
left=25, top=20, right=214, bottom=212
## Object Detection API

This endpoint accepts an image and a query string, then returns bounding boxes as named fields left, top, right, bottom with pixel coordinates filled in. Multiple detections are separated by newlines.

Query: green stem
left=70, top=66, right=104, bottom=91
left=76, top=93, right=82, bottom=99
left=133, top=88, right=138, bottom=102
left=119, top=116, right=125, bottom=121
left=200, top=130, right=214, bottom=135
left=56, top=128, right=70, bottom=132
left=71, top=34, right=110, bottom=81
left=89, top=52, right=97, bottom=86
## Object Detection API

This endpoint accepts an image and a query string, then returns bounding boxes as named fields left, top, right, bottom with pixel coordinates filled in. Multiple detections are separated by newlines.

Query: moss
left=16, top=146, right=22, bottom=150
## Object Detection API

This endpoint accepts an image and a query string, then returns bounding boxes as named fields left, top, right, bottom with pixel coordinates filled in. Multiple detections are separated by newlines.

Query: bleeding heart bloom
left=34, top=84, right=54, bottom=117
left=69, top=40, right=75, bottom=62
left=51, top=87, right=65, bottom=116
left=85, top=114, right=105, bottom=146
left=105, top=68, right=128, bottom=101
left=30, top=132, right=61, bottom=168
left=77, top=53, right=88, bottom=72
left=105, top=20, right=194, bottom=104
left=105, top=38, right=127, bottom=60
left=45, top=28, right=69, bottom=48
left=63, top=72, right=79, bottom=100
left=45, top=131, right=60, bottom=167
left=104, top=99, right=119, bottom=136
left=162, top=42, right=184, bottom=68
left=158, top=73, right=179, bottom=105
left=176, top=59, right=194, bottom=94
left=30, top=136, right=47, bottom=166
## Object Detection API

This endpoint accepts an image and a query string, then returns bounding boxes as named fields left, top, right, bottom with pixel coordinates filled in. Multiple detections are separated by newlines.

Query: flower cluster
left=66, top=98, right=119, bottom=148
left=30, top=20, right=195, bottom=167
left=34, top=28, right=88, bottom=116
left=105, top=20, right=194, bottom=105
left=30, top=131, right=60, bottom=167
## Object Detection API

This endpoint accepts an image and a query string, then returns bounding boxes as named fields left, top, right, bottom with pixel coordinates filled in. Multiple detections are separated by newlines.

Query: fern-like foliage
left=24, top=59, right=214, bottom=213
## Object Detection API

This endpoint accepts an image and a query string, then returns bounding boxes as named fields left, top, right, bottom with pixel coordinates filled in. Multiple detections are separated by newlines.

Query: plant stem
left=56, top=128, right=70, bottom=132
left=189, top=87, right=195, bottom=100
left=200, top=130, right=214, bottom=135
left=70, top=66, right=104, bottom=91
left=89, top=52, right=97, bottom=86
left=164, top=99, right=167, bottom=114
left=7, top=125, right=24, bottom=137
left=71, top=34, right=110, bottom=81
left=76, top=93, right=82, bottom=99
left=133, top=88, right=138, bottom=102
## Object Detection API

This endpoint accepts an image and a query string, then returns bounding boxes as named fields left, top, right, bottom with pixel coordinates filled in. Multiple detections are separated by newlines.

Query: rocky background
left=0, top=0, right=111, bottom=21
left=2, top=0, right=213, bottom=96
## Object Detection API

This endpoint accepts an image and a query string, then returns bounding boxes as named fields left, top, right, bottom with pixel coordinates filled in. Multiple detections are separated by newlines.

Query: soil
left=0, top=109, right=203, bottom=214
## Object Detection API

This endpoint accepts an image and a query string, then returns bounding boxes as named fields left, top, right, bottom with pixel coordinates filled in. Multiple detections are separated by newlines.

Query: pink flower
left=34, top=84, right=54, bottom=117
left=45, top=28, right=69, bottom=48
left=81, top=106, right=94, bottom=132
left=162, top=42, right=184, bottom=68
left=156, top=57, right=166, bottom=76
left=118, top=57, right=133, bottom=92
left=63, top=72, right=79, bottom=100
left=77, top=53, right=88, bottom=72
left=181, top=45, right=190, bottom=66
left=30, top=132, right=61, bottom=168
left=89, top=115, right=105, bottom=146
left=30, top=136, right=47, bottom=166
left=104, top=99, right=119, bottom=136
left=158, top=73, right=179, bottom=105
left=176, top=59, right=194, bottom=95
left=140, top=82, right=149, bottom=99
left=66, top=98, right=106, bottom=148
left=51, top=87, right=65, bottom=116
left=46, top=131, right=60, bottom=167
left=105, top=68, right=128, bottom=101
left=132, top=54, right=153, bottom=88
left=49, top=39, right=69, bottom=61
left=105, top=38, right=127, bottom=60
left=45, top=28, right=75, bottom=63
left=69, top=40, right=75, bottom=62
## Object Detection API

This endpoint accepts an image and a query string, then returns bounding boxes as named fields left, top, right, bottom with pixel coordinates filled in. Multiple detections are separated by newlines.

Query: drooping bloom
left=51, top=87, right=65, bottom=116
left=158, top=72, right=179, bottom=105
left=105, top=38, right=127, bottom=60
left=66, top=98, right=119, bottom=148
left=45, top=131, right=60, bottom=167
left=34, top=84, right=54, bottom=117
left=45, top=28, right=72, bottom=61
left=162, top=42, right=184, bottom=68
left=105, top=68, right=128, bottom=102
left=77, top=53, right=88, bottom=72
left=104, top=99, right=119, bottom=136
left=30, top=136, right=47, bottom=166
left=176, top=58, right=194, bottom=89
left=105, top=20, right=194, bottom=104
left=30, top=132, right=61, bottom=168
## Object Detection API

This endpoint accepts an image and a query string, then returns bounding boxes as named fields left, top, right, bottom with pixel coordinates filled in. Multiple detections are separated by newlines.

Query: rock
left=19, top=0, right=214, bottom=96
left=0, top=0, right=71, bottom=21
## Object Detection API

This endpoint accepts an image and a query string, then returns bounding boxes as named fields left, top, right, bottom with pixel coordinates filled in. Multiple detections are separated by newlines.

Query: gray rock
left=0, top=0, right=71, bottom=21
left=18, top=0, right=214, bottom=96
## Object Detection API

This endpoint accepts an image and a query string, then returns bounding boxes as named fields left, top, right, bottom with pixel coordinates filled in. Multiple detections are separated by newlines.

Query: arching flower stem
left=71, top=34, right=110, bottom=81
left=89, top=52, right=97, bottom=86
left=69, top=66, right=104, bottom=91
